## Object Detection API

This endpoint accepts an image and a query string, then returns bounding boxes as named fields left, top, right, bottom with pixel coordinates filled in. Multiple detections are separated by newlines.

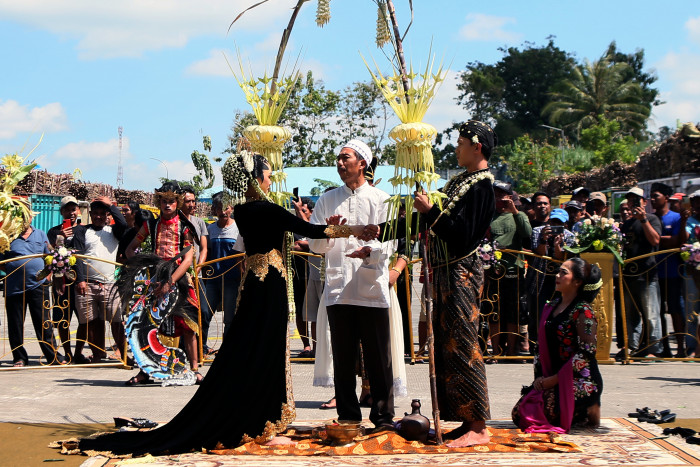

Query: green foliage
left=310, top=178, right=340, bottom=197
left=579, top=117, right=636, bottom=166
left=456, top=38, right=576, bottom=144
left=496, top=135, right=559, bottom=193
left=227, top=71, right=394, bottom=168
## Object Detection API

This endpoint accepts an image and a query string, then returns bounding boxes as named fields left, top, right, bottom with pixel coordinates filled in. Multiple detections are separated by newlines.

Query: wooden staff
left=421, top=232, right=443, bottom=445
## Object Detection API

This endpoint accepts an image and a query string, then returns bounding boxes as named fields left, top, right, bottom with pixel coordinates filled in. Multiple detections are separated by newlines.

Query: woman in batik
left=512, top=257, right=603, bottom=432
left=78, top=152, right=374, bottom=456
left=412, top=120, right=496, bottom=447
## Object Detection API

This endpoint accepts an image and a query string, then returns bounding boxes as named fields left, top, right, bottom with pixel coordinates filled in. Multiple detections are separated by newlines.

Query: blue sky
left=1, top=1, right=699, bottom=192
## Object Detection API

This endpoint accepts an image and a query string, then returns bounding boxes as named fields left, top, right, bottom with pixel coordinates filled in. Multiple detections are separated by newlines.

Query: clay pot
left=398, top=399, right=430, bottom=443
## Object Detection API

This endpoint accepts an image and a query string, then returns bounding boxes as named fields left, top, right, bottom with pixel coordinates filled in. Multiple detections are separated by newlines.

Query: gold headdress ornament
left=583, top=278, right=603, bottom=291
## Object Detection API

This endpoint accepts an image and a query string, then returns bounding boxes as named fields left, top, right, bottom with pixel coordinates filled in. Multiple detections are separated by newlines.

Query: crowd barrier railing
left=3, top=248, right=698, bottom=370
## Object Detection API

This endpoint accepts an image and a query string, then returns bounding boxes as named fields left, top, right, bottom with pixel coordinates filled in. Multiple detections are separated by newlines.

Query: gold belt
left=246, top=249, right=285, bottom=282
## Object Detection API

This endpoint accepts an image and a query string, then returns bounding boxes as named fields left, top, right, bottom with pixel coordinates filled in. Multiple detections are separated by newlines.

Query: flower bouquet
left=477, top=238, right=502, bottom=270
left=681, top=242, right=700, bottom=289
left=37, top=245, right=77, bottom=294
left=565, top=215, right=625, bottom=264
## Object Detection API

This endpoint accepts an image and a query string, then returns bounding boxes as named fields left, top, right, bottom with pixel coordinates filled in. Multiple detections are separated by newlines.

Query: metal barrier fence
left=2, top=248, right=698, bottom=370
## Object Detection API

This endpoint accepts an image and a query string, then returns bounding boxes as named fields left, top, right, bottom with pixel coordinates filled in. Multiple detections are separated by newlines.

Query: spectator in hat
left=669, top=193, right=685, bottom=213
left=571, top=187, right=590, bottom=204
left=621, top=187, right=663, bottom=358
left=526, top=208, right=575, bottom=351
left=520, top=196, right=535, bottom=221
left=73, top=196, right=129, bottom=363
left=564, top=200, right=584, bottom=233
left=650, top=182, right=687, bottom=358
left=480, top=180, right=532, bottom=359
left=589, top=192, right=609, bottom=218
left=47, top=195, right=86, bottom=363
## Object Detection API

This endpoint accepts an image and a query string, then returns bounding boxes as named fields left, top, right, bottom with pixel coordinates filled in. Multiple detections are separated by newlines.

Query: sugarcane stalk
left=270, top=0, right=308, bottom=98
left=421, top=233, right=443, bottom=445
left=385, top=0, right=410, bottom=103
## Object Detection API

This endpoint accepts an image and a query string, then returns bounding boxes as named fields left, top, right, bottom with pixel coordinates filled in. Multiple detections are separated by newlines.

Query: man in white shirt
left=74, top=196, right=128, bottom=362
left=308, top=139, right=394, bottom=431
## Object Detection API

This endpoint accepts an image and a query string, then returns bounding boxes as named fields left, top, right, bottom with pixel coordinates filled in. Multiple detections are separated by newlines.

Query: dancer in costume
left=512, top=257, right=603, bottom=432
left=412, top=120, right=496, bottom=447
left=122, top=182, right=203, bottom=386
left=78, top=152, right=376, bottom=456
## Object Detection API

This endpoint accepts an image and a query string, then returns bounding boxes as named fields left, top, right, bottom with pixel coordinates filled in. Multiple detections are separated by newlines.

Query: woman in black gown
left=79, top=152, right=372, bottom=456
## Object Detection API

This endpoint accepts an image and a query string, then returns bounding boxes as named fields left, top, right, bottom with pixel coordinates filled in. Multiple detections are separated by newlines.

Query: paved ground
left=1, top=345, right=699, bottom=425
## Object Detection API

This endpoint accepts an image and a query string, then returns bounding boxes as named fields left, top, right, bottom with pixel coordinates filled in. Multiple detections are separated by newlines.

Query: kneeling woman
left=513, top=257, right=603, bottom=433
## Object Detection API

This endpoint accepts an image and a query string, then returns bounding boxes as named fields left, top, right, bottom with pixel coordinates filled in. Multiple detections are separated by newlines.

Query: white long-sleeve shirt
left=308, top=182, right=394, bottom=308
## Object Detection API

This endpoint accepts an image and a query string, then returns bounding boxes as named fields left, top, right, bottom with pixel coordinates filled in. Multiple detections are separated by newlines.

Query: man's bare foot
left=264, top=436, right=296, bottom=446
left=446, top=429, right=490, bottom=447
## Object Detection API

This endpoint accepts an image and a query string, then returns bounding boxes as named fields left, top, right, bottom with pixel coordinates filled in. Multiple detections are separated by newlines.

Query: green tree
left=498, top=135, right=559, bottom=193
left=579, top=116, right=636, bottom=166
left=310, top=178, right=340, bottom=197
left=279, top=71, right=341, bottom=167
left=543, top=53, right=652, bottom=140
left=456, top=38, right=576, bottom=143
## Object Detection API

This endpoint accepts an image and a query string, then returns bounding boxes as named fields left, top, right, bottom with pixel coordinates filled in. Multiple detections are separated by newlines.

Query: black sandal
left=114, top=417, right=158, bottom=429
left=194, top=371, right=204, bottom=385
left=125, top=371, right=150, bottom=386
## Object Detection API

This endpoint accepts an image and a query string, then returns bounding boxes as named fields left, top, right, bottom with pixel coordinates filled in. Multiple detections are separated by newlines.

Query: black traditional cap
left=459, top=120, right=498, bottom=152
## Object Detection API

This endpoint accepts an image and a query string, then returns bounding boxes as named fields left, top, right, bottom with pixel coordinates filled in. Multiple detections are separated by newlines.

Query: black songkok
left=459, top=120, right=498, bottom=152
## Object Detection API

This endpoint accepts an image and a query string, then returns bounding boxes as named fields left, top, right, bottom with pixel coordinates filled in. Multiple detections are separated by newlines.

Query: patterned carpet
left=71, top=419, right=700, bottom=466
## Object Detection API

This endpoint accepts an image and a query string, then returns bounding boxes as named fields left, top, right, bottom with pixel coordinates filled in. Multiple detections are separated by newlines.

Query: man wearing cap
left=621, top=187, right=663, bottom=357
left=481, top=180, right=531, bottom=358
left=527, top=208, right=575, bottom=345
left=589, top=192, right=609, bottom=218
left=308, top=139, right=395, bottom=432
left=564, top=200, right=584, bottom=233
left=47, top=195, right=85, bottom=363
left=650, top=183, right=687, bottom=358
left=571, top=187, right=590, bottom=204
left=73, top=196, right=128, bottom=363
left=669, top=193, right=685, bottom=213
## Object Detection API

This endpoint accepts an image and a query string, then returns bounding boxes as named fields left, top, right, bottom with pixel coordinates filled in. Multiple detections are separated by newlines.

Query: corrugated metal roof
left=200, top=166, right=448, bottom=199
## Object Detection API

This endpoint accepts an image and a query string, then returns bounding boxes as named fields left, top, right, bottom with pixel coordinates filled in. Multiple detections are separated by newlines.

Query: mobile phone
left=415, top=182, right=423, bottom=192
left=62, top=219, right=72, bottom=230
left=293, top=187, right=299, bottom=201
left=550, top=225, right=564, bottom=235
left=585, top=200, right=596, bottom=215
left=628, top=197, right=640, bottom=209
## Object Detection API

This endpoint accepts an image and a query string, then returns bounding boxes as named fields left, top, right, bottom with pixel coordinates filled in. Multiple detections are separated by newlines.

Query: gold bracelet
left=391, top=267, right=402, bottom=274
left=324, top=225, right=353, bottom=238
left=361, top=384, right=371, bottom=390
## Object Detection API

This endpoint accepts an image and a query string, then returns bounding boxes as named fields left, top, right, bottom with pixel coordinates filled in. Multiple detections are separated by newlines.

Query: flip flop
left=125, top=372, right=151, bottom=386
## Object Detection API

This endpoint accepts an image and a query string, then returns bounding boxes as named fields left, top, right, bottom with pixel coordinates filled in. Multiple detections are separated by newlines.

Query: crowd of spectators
left=2, top=180, right=698, bottom=369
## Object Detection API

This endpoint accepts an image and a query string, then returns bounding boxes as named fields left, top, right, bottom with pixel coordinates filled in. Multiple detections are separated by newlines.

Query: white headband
left=343, top=139, right=373, bottom=167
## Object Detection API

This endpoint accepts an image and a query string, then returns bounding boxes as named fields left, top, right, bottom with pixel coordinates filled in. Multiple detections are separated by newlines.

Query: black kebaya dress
left=79, top=200, right=349, bottom=456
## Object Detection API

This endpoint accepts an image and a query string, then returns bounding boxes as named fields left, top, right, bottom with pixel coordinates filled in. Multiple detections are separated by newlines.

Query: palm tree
left=543, top=56, right=650, bottom=140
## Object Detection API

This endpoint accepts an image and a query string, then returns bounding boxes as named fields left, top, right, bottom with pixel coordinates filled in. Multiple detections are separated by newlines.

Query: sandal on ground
left=125, top=371, right=151, bottom=386
left=194, top=371, right=204, bottom=385
left=298, top=349, right=313, bottom=358
left=114, top=417, right=158, bottom=429
left=663, top=427, right=697, bottom=438
left=12, top=360, right=26, bottom=368
left=320, top=398, right=337, bottom=409
left=73, top=353, right=92, bottom=365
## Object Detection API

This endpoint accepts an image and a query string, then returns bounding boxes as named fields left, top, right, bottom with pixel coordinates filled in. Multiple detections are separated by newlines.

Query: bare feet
left=446, top=428, right=490, bottom=447
left=264, top=436, right=296, bottom=446
left=320, top=397, right=337, bottom=409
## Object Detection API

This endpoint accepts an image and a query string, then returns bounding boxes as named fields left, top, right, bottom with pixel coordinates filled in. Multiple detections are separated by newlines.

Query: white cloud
left=0, top=100, right=68, bottom=140
left=186, top=49, right=232, bottom=77
left=687, top=16, right=700, bottom=45
left=651, top=51, right=700, bottom=129
left=424, top=70, right=464, bottom=142
left=458, top=13, right=521, bottom=43
left=0, top=0, right=298, bottom=59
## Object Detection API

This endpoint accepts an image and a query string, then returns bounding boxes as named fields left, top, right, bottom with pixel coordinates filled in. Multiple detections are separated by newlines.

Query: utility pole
left=117, top=126, right=124, bottom=188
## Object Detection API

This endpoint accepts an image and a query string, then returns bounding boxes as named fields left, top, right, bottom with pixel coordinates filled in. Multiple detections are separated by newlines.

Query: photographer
left=526, top=209, right=575, bottom=349
left=620, top=187, right=662, bottom=358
